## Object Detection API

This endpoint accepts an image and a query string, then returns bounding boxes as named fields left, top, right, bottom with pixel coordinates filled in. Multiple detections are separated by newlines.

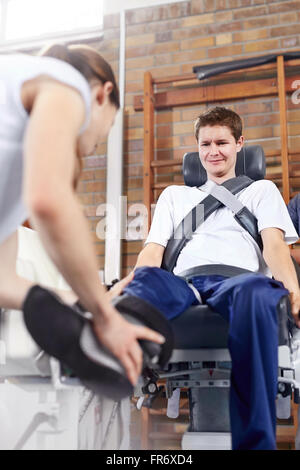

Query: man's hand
left=105, top=271, right=134, bottom=302
left=93, top=308, right=165, bottom=386
left=261, top=228, right=300, bottom=328
left=289, top=291, right=300, bottom=328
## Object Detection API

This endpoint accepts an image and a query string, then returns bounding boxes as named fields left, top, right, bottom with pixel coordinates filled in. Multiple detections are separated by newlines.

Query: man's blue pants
left=123, top=266, right=290, bottom=450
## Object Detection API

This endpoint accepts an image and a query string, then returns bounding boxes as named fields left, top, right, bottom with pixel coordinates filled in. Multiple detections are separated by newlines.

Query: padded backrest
left=183, top=145, right=266, bottom=187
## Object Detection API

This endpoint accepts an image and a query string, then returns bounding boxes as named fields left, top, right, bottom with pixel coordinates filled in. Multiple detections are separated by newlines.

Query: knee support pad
left=22, top=286, right=173, bottom=401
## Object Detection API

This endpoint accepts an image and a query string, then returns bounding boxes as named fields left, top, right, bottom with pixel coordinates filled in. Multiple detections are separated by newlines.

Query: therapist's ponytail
left=39, top=43, right=120, bottom=108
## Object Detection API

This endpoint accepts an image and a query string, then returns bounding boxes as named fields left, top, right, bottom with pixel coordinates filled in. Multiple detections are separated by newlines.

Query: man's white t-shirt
left=145, top=179, right=299, bottom=277
left=0, top=54, right=91, bottom=245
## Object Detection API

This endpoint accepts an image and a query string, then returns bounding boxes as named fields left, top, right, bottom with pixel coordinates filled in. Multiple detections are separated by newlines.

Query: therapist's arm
left=261, top=227, right=300, bottom=327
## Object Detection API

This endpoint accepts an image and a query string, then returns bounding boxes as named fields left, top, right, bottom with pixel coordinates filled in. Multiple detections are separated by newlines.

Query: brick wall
left=77, top=0, right=300, bottom=275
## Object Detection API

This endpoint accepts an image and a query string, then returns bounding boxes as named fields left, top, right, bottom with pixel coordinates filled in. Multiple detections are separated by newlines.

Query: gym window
left=0, top=0, right=104, bottom=52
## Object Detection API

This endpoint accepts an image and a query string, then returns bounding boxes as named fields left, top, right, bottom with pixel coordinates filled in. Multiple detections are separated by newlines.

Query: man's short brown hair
left=194, top=106, right=243, bottom=143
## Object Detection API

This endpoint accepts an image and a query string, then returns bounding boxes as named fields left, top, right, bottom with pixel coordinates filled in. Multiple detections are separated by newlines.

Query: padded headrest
left=183, top=145, right=266, bottom=187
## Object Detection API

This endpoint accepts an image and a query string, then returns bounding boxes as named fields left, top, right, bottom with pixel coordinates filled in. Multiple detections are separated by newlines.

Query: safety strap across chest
left=161, top=175, right=263, bottom=272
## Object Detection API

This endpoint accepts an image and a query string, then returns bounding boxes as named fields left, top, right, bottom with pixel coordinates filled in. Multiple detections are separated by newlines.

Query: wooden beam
left=152, top=58, right=300, bottom=86
left=151, top=159, right=182, bottom=168
left=134, top=74, right=299, bottom=111
left=154, top=73, right=195, bottom=85
left=141, top=407, right=150, bottom=450
left=143, top=71, right=155, bottom=232
left=277, top=55, right=290, bottom=203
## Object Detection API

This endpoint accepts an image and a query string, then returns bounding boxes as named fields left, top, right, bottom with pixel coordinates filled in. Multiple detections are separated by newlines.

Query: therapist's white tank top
left=0, top=53, right=91, bottom=245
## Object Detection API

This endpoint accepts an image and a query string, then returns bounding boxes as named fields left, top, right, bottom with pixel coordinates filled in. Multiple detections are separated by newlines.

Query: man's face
left=197, top=125, right=244, bottom=182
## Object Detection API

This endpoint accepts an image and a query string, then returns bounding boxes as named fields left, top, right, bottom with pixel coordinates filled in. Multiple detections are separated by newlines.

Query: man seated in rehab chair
left=116, top=106, right=300, bottom=450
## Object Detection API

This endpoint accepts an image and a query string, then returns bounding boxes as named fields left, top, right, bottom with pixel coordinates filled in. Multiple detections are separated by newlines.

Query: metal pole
left=104, top=9, right=126, bottom=283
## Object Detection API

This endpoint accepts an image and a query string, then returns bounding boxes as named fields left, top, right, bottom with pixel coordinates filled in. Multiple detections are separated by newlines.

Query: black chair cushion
left=172, top=304, right=229, bottom=349
left=171, top=265, right=249, bottom=350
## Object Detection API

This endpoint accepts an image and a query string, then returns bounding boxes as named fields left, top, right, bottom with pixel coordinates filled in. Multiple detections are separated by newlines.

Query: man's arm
left=107, top=243, right=165, bottom=301
left=135, top=243, right=165, bottom=269
left=261, top=227, right=300, bottom=327
left=108, top=184, right=172, bottom=297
